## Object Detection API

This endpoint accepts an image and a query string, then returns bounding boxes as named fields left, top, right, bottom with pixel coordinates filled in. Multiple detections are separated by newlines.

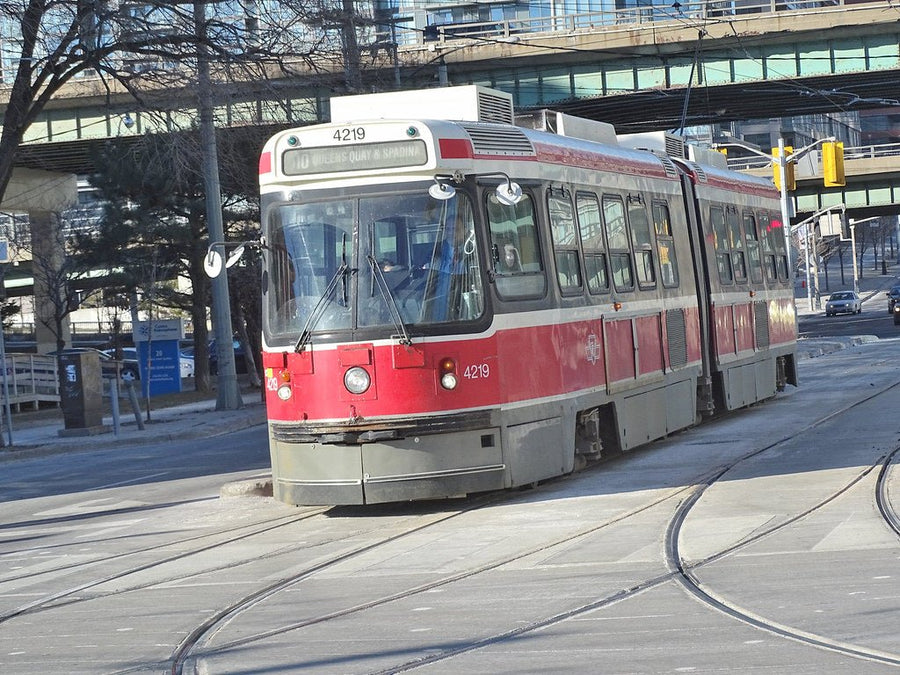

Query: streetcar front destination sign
left=283, top=140, right=428, bottom=175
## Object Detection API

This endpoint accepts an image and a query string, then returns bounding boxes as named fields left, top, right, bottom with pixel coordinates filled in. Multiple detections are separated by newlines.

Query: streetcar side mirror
left=204, top=248, right=224, bottom=278
left=495, top=181, right=522, bottom=206
left=429, top=181, right=456, bottom=200
left=204, top=241, right=256, bottom=277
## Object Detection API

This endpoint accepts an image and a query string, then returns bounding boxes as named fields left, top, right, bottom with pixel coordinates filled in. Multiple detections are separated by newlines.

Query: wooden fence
left=0, top=354, right=61, bottom=411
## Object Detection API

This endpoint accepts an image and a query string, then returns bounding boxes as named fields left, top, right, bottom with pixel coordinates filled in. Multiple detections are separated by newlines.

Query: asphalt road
left=799, top=292, right=899, bottom=339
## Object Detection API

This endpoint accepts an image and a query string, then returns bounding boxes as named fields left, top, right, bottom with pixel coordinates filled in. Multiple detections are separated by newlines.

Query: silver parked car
left=824, top=290, right=862, bottom=316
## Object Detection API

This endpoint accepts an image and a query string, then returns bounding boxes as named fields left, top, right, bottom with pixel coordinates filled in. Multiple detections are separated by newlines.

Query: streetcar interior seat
left=410, top=243, right=434, bottom=276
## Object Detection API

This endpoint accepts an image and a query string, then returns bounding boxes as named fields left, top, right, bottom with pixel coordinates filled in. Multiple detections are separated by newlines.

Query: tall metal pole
left=777, top=137, right=794, bottom=278
left=804, top=227, right=813, bottom=311
left=0, top=262, right=12, bottom=446
left=195, top=0, right=242, bottom=410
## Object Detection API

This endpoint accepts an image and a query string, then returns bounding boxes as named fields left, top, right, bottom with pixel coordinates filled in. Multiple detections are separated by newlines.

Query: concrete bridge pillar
left=29, top=210, right=72, bottom=354
left=1, top=168, right=78, bottom=354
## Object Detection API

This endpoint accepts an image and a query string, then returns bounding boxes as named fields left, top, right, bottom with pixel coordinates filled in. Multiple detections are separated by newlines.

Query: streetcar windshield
left=267, top=190, right=483, bottom=339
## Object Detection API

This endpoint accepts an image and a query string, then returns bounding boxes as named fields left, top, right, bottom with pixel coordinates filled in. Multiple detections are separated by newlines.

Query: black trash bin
left=58, top=351, right=106, bottom=434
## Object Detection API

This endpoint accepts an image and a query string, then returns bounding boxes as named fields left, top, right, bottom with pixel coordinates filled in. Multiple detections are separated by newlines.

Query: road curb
left=796, top=334, right=879, bottom=360
left=220, top=476, right=274, bottom=498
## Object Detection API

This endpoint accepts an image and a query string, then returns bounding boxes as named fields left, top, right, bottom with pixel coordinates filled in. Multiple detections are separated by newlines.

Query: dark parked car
left=101, top=348, right=141, bottom=381
left=46, top=347, right=139, bottom=381
left=209, top=339, right=246, bottom=375
left=886, top=285, right=900, bottom=313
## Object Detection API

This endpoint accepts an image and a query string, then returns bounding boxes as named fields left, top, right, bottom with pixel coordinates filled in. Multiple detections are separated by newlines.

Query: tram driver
left=497, top=243, right=522, bottom=273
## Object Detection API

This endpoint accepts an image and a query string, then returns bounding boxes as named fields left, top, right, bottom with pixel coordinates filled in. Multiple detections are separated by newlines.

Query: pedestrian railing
left=725, top=142, right=900, bottom=171
left=0, top=354, right=136, bottom=411
left=404, top=0, right=847, bottom=46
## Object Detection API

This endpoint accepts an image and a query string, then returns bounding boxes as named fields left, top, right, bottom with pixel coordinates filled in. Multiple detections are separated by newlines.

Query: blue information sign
left=134, top=319, right=184, bottom=397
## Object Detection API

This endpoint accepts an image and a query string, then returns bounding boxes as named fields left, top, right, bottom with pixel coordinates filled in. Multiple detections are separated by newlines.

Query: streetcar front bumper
left=269, top=411, right=505, bottom=505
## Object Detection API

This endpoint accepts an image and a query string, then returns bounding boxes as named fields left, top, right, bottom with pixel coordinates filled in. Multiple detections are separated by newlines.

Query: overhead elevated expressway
left=737, top=144, right=900, bottom=220
left=9, top=0, right=900, bottom=176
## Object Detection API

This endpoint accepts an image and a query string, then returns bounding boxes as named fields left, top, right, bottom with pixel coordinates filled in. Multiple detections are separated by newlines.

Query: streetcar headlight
left=344, top=366, right=371, bottom=395
left=276, top=383, right=292, bottom=401
left=438, top=357, right=458, bottom=391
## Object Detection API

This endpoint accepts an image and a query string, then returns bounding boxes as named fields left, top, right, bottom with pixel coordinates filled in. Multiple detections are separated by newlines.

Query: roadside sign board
left=133, top=319, right=185, bottom=396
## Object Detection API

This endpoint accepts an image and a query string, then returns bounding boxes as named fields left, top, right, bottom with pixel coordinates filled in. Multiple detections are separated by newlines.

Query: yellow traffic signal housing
left=823, top=141, right=846, bottom=187
left=772, top=146, right=796, bottom=191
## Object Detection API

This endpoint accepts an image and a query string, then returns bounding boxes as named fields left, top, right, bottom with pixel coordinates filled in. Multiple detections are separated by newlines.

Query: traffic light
left=772, top=146, right=796, bottom=191
left=822, top=141, right=845, bottom=187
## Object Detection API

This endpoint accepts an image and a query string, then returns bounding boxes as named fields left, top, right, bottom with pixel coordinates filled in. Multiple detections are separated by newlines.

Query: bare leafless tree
left=1, top=1, right=399, bottom=206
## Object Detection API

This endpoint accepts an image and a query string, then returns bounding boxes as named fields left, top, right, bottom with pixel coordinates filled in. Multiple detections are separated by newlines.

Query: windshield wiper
left=366, top=255, right=412, bottom=346
left=294, top=263, right=350, bottom=353
left=295, top=234, right=351, bottom=353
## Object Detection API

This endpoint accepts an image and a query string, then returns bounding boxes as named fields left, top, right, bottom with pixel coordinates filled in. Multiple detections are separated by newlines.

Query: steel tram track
left=876, top=446, right=900, bottom=538
left=0, top=507, right=329, bottom=625
left=165, top=498, right=506, bottom=675
left=169, top=378, right=900, bottom=674
left=665, top=450, right=900, bottom=668
left=0, top=508, right=318, bottom=587
left=663, top=388, right=900, bottom=667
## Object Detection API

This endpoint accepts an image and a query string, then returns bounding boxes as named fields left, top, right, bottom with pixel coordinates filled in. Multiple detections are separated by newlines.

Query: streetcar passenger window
left=743, top=211, right=764, bottom=284
left=603, top=196, right=633, bottom=292
left=487, top=192, right=546, bottom=299
left=652, top=201, right=679, bottom=288
left=710, top=205, right=733, bottom=284
left=770, top=212, right=790, bottom=281
left=628, top=196, right=656, bottom=289
left=577, top=192, right=609, bottom=294
left=727, top=207, right=747, bottom=282
left=548, top=192, right=582, bottom=294
left=759, top=213, right=778, bottom=281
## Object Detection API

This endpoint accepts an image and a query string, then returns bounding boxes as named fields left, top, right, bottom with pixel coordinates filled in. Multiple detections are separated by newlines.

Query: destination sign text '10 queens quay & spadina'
left=282, top=140, right=429, bottom=175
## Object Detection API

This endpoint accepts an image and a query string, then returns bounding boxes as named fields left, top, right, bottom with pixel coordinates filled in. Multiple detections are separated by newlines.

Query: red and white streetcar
left=252, top=85, right=797, bottom=506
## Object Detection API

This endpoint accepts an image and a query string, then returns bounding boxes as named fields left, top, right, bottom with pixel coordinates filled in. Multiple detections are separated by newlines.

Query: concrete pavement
left=0, top=389, right=267, bottom=463
left=794, top=257, right=898, bottom=358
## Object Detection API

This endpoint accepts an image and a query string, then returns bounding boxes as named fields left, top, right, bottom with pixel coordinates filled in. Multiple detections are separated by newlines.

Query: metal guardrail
left=406, top=0, right=847, bottom=46
left=724, top=142, right=900, bottom=170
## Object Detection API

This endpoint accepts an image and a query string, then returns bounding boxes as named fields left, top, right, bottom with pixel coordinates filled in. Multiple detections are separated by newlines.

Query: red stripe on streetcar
left=259, top=151, right=272, bottom=175
left=439, top=138, right=474, bottom=159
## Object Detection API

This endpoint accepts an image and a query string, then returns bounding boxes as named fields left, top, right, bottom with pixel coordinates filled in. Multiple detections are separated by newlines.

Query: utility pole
left=340, top=0, right=362, bottom=91
left=194, top=0, right=242, bottom=410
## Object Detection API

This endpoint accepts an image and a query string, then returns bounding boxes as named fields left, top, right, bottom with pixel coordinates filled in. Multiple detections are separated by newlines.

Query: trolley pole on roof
left=194, top=0, right=242, bottom=411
